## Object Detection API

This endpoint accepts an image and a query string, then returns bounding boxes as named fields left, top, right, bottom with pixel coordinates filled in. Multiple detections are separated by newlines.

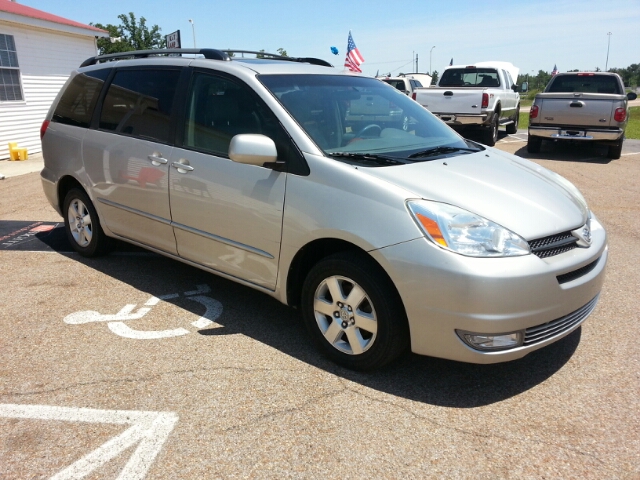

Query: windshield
left=259, top=74, right=477, bottom=162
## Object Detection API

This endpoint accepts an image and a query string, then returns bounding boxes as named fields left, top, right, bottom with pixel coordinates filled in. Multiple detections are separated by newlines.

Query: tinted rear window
left=52, top=69, right=110, bottom=128
left=546, top=75, right=622, bottom=94
left=439, top=68, right=500, bottom=87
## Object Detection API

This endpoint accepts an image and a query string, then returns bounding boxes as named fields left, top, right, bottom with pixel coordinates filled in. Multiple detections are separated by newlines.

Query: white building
left=0, top=0, right=108, bottom=159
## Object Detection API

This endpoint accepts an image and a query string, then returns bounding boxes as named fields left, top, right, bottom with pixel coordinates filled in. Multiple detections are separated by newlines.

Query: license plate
left=560, top=130, right=586, bottom=137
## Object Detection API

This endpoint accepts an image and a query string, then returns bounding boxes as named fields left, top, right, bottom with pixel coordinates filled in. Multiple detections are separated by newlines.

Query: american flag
left=449, top=58, right=453, bottom=66
left=551, top=64, right=558, bottom=76
left=344, top=31, right=364, bottom=73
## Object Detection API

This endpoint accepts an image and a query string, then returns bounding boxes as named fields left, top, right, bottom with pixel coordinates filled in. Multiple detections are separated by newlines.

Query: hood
left=361, top=149, right=588, bottom=240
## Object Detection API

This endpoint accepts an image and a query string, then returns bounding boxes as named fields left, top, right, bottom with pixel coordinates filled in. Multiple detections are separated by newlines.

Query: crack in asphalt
left=0, top=366, right=627, bottom=475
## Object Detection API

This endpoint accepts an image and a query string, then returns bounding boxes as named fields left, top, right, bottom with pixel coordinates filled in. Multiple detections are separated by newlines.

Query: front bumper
left=529, top=126, right=624, bottom=142
left=370, top=216, right=608, bottom=364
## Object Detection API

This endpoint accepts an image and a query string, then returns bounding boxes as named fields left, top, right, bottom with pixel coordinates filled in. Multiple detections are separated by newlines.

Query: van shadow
left=66, top=251, right=581, bottom=408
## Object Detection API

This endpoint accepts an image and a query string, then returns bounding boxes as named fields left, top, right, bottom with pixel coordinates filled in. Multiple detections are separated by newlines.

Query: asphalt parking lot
left=1, top=134, right=639, bottom=479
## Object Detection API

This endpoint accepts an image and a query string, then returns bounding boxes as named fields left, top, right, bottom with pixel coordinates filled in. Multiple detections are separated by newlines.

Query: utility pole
left=416, top=53, right=419, bottom=73
left=189, top=19, right=196, bottom=48
left=605, top=32, right=612, bottom=71
left=429, top=46, right=435, bottom=75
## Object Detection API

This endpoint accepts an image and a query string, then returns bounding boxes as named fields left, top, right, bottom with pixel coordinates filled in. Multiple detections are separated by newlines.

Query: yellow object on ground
left=7, top=143, right=27, bottom=161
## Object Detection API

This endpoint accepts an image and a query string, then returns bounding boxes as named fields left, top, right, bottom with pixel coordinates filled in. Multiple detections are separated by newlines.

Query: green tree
left=430, top=70, right=439, bottom=85
left=277, top=48, right=288, bottom=57
left=93, top=13, right=164, bottom=55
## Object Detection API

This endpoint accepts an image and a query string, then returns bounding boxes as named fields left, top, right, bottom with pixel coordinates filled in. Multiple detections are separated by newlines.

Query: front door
left=168, top=71, right=288, bottom=290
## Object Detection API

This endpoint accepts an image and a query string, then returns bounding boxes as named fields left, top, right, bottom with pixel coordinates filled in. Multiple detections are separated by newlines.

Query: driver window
left=184, top=73, right=265, bottom=156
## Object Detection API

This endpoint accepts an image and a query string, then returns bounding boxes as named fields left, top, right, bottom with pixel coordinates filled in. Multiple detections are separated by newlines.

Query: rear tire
left=506, top=106, right=520, bottom=134
left=607, top=137, right=623, bottom=159
left=483, top=114, right=499, bottom=146
left=301, top=251, right=410, bottom=370
left=527, top=135, right=542, bottom=153
left=63, top=188, right=112, bottom=257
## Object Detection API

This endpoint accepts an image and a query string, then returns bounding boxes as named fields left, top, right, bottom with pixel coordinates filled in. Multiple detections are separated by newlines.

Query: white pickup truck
left=377, top=73, right=432, bottom=98
left=413, top=62, right=523, bottom=146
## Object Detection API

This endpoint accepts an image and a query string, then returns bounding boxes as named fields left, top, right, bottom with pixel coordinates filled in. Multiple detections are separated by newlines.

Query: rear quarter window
left=52, top=69, right=110, bottom=128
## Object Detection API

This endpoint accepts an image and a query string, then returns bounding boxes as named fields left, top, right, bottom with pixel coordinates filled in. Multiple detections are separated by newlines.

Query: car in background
left=528, top=72, right=637, bottom=159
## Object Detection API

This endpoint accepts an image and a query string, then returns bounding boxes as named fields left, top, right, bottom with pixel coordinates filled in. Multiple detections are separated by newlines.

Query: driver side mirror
left=628, top=91, right=638, bottom=101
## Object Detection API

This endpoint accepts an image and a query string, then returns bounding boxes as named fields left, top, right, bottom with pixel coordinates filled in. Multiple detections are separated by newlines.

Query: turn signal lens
left=613, top=107, right=626, bottom=122
left=415, top=213, right=447, bottom=246
left=530, top=105, right=539, bottom=119
left=481, top=93, right=489, bottom=108
left=40, top=120, right=50, bottom=140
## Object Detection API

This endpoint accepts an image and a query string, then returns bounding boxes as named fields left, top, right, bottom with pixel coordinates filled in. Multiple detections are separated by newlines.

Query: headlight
left=407, top=200, right=530, bottom=257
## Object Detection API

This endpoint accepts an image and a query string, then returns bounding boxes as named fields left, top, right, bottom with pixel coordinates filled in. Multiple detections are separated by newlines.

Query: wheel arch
left=56, top=175, right=85, bottom=212
left=285, top=238, right=404, bottom=314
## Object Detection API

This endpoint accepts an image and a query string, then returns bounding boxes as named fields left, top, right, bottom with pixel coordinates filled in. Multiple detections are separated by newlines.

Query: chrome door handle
left=148, top=154, right=168, bottom=165
left=172, top=161, right=194, bottom=173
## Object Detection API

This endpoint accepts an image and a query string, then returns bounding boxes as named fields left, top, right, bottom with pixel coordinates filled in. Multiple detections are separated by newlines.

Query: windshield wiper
left=408, top=146, right=480, bottom=159
left=331, top=152, right=407, bottom=165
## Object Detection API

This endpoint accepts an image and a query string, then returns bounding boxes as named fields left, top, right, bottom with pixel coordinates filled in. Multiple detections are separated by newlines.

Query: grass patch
left=626, top=106, right=640, bottom=139
left=516, top=106, right=639, bottom=138
left=519, top=111, right=529, bottom=130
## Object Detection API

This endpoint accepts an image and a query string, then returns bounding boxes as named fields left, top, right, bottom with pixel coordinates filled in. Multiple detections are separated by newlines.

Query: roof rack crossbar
left=80, top=48, right=231, bottom=67
left=223, top=50, right=333, bottom=67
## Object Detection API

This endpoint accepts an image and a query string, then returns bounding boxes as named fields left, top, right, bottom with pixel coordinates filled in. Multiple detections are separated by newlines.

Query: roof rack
left=80, top=48, right=230, bottom=67
left=223, top=50, right=333, bottom=67
left=80, top=48, right=332, bottom=68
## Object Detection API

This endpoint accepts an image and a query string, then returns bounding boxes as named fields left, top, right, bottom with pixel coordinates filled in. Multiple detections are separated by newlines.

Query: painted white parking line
left=0, top=404, right=178, bottom=480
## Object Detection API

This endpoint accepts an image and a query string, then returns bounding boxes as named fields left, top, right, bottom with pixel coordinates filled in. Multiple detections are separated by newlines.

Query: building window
left=0, top=34, right=23, bottom=101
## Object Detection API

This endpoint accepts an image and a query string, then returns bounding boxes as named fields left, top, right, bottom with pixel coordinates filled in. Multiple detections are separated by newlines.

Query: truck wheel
left=63, top=188, right=113, bottom=257
left=527, top=136, right=542, bottom=153
left=483, top=115, right=499, bottom=146
left=607, top=137, right=623, bottom=159
left=506, top=107, right=520, bottom=134
left=300, top=251, right=409, bottom=370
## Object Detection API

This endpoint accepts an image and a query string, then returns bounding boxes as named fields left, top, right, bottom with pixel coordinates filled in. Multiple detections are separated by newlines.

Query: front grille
left=529, top=231, right=578, bottom=258
left=557, top=257, right=600, bottom=284
left=523, top=295, right=599, bottom=346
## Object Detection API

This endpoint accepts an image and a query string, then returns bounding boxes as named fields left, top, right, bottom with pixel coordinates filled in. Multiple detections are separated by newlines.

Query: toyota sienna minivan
left=40, top=48, right=607, bottom=370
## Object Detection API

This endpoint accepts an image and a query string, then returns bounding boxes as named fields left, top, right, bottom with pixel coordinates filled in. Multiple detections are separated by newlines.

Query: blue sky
left=20, top=0, right=640, bottom=78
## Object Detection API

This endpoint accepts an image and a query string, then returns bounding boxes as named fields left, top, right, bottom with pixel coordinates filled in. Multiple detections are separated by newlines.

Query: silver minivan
left=40, top=49, right=607, bottom=370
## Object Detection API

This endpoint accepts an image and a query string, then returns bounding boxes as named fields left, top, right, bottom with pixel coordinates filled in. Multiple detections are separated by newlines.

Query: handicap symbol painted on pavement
left=63, top=284, right=223, bottom=339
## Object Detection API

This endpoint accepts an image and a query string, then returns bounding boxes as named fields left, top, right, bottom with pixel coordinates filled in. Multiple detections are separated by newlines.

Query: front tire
left=63, top=188, right=112, bottom=257
left=301, top=252, right=409, bottom=370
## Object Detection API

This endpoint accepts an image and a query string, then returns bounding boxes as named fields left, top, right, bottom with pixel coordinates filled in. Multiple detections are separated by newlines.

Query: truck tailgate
left=537, top=93, right=626, bottom=127
left=417, top=88, right=484, bottom=114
